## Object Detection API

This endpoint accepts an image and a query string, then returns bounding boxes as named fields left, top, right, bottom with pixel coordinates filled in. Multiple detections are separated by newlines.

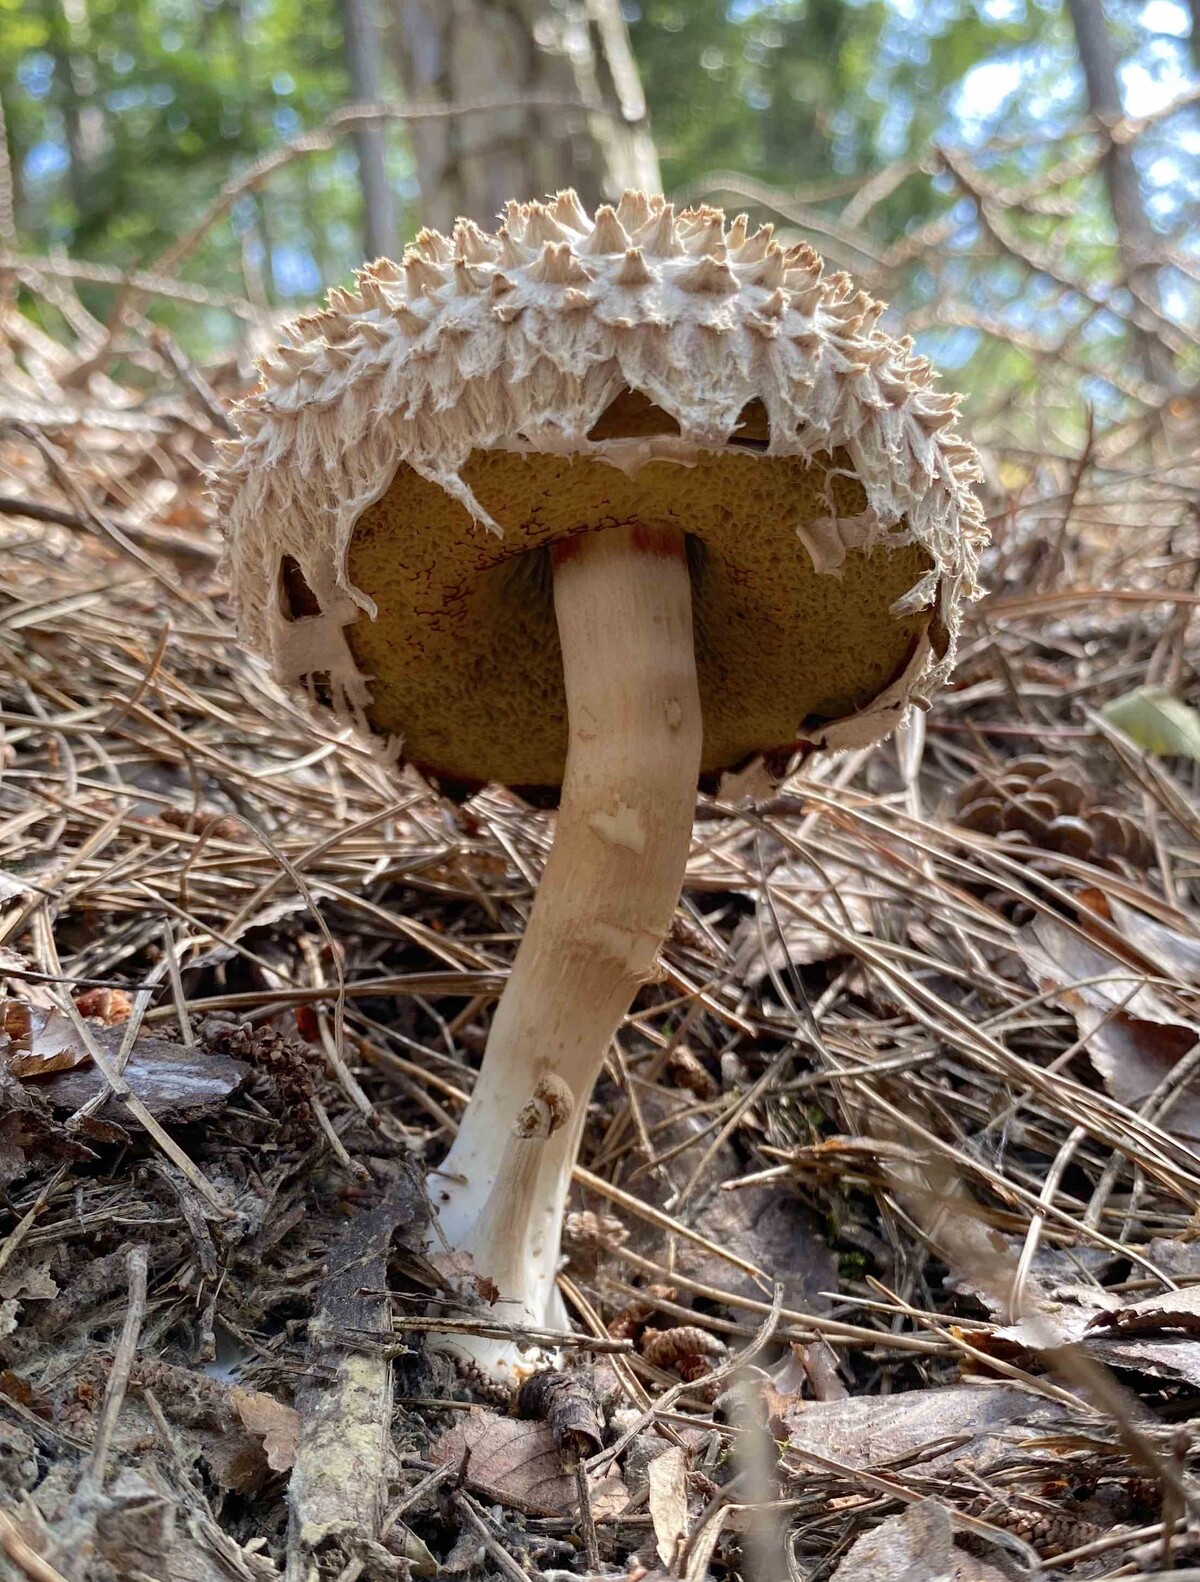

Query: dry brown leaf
left=829, top=1500, right=1008, bottom=1582
left=429, top=1408, right=629, bottom=1519
left=782, top=1384, right=1071, bottom=1475
left=1086, top=1285, right=1200, bottom=1337
left=647, top=1444, right=689, bottom=1567
left=1082, top=891, right=1200, bottom=987
left=0, top=1262, right=58, bottom=1302
left=1, top=1004, right=94, bottom=1077
left=1016, top=915, right=1200, bottom=1137
left=731, top=861, right=875, bottom=986
left=975, top=1297, right=1200, bottom=1390
left=231, top=1386, right=301, bottom=1472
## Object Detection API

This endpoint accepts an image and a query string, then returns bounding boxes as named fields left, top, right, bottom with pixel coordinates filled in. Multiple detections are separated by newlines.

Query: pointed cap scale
left=735, top=223, right=774, bottom=264
left=404, top=252, right=447, bottom=299
left=453, top=218, right=499, bottom=264
left=551, top=188, right=591, bottom=233
left=215, top=188, right=983, bottom=799
left=634, top=203, right=684, bottom=258
left=614, top=247, right=654, bottom=288
left=580, top=205, right=630, bottom=256
left=615, top=189, right=652, bottom=231
left=677, top=254, right=739, bottom=294
left=522, top=202, right=571, bottom=247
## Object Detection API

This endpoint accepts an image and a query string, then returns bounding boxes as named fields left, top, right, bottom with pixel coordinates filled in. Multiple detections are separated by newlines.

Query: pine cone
left=607, top=1284, right=677, bottom=1343
left=955, top=755, right=1152, bottom=869
left=998, top=1507, right=1099, bottom=1559
left=641, top=1324, right=727, bottom=1375
left=199, top=1018, right=318, bottom=1111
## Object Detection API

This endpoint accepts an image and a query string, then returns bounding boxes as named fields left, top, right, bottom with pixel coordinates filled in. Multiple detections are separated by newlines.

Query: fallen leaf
left=231, top=1387, right=301, bottom=1472
left=1016, top=915, right=1200, bottom=1138
left=974, top=1301, right=1200, bottom=1391
left=647, top=1444, right=689, bottom=1567
left=781, top=1384, right=1071, bottom=1476
left=428, top=1408, right=629, bottom=1519
left=829, top=1500, right=1008, bottom=1582
left=731, top=861, right=875, bottom=985
left=1087, top=1285, right=1200, bottom=1337
left=1080, top=891, right=1200, bottom=988
left=0, top=1004, right=93, bottom=1077
left=0, top=873, right=31, bottom=904
left=1103, top=686, right=1200, bottom=761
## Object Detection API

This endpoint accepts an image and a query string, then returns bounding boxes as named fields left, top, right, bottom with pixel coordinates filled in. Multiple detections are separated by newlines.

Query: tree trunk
left=1064, top=0, right=1177, bottom=390
left=340, top=0, right=397, bottom=259
left=46, top=0, right=106, bottom=230
left=386, top=0, right=659, bottom=235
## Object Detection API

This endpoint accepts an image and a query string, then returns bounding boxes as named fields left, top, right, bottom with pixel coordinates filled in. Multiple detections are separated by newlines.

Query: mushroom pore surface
left=344, top=438, right=934, bottom=794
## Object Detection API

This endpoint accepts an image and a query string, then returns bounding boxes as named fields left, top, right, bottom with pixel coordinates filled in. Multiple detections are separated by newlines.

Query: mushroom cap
left=214, top=190, right=985, bottom=800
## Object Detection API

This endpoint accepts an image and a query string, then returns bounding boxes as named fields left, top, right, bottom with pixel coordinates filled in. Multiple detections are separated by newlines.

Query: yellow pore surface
left=346, top=445, right=933, bottom=793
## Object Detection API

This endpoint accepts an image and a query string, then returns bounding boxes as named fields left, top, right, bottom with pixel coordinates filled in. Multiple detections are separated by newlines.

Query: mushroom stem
left=430, top=522, right=703, bottom=1379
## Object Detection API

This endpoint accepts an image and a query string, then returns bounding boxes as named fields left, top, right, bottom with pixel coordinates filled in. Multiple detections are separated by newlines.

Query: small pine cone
left=666, top=1045, right=720, bottom=1099
left=607, top=1284, right=677, bottom=1343
left=158, top=806, right=243, bottom=842
left=199, top=1018, right=318, bottom=1108
left=641, top=1324, right=727, bottom=1373
left=1002, top=1508, right=1097, bottom=1559
left=955, top=755, right=1152, bottom=869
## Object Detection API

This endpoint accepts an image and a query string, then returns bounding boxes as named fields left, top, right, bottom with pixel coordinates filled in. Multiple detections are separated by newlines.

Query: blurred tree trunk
left=45, top=0, right=106, bottom=232
left=340, top=0, right=397, bottom=258
left=1190, top=0, right=1200, bottom=74
left=386, top=0, right=660, bottom=234
left=1064, top=0, right=1177, bottom=389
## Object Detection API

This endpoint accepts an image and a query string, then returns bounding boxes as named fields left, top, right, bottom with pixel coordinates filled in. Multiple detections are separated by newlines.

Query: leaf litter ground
left=1, top=296, right=1199, bottom=1582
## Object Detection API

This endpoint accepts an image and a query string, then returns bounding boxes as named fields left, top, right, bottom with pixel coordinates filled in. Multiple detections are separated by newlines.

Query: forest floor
left=1, top=303, right=1200, bottom=1582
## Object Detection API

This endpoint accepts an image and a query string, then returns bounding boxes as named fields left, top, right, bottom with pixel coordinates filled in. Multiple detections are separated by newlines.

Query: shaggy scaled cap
left=216, top=190, right=985, bottom=799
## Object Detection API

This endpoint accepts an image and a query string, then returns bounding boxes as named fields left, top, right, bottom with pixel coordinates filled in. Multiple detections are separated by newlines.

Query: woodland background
left=1, top=0, right=1197, bottom=445
left=2, top=6, right=1200, bottom=1581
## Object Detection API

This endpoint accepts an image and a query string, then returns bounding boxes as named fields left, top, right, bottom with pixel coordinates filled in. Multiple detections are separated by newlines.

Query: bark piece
left=287, top=1173, right=425, bottom=1575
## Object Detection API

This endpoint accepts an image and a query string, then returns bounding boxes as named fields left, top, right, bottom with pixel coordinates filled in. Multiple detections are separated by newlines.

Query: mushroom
left=214, top=190, right=984, bottom=1384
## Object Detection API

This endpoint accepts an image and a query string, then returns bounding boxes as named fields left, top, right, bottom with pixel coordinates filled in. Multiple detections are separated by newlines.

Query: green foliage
left=1103, top=687, right=1200, bottom=762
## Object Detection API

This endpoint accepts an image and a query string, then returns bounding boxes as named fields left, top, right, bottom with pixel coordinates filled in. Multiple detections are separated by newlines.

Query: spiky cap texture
left=214, top=190, right=985, bottom=799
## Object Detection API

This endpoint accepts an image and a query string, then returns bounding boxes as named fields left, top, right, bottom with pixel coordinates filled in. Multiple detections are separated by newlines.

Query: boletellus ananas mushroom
left=215, top=189, right=984, bottom=1384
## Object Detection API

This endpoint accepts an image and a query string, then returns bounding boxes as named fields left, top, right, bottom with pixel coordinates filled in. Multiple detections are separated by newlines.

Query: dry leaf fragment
left=1087, top=1285, right=1200, bottom=1337
left=647, top=1444, right=689, bottom=1568
left=0, top=1004, right=93, bottom=1077
left=1080, top=890, right=1200, bottom=987
left=782, top=1384, right=1071, bottom=1476
left=231, top=1386, right=301, bottom=1472
left=1015, top=915, right=1200, bottom=1137
left=731, top=861, right=874, bottom=985
left=428, top=1408, right=629, bottom=1519
left=1102, top=685, right=1200, bottom=761
left=829, top=1500, right=1008, bottom=1582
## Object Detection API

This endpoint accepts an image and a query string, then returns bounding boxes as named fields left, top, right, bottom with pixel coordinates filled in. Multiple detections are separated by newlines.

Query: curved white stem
left=429, top=522, right=702, bottom=1382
